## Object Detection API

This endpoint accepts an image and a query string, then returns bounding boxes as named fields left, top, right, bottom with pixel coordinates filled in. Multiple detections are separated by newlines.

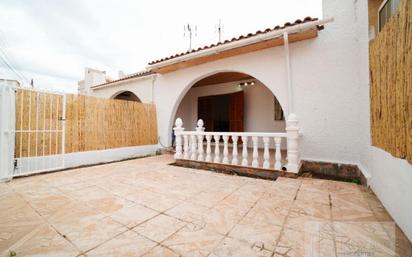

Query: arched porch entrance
left=173, top=71, right=285, bottom=133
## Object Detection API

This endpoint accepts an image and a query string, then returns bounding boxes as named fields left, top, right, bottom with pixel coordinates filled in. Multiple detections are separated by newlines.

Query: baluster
left=196, top=119, right=205, bottom=161
left=173, top=118, right=184, bottom=159
left=205, top=135, right=212, bottom=162
left=252, top=136, right=259, bottom=167
left=241, top=136, right=248, bottom=166
left=190, top=134, right=197, bottom=160
left=213, top=135, right=221, bottom=163
left=263, top=137, right=270, bottom=168
left=231, top=135, right=239, bottom=165
left=274, top=137, right=282, bottom=170
left=222, top=135, right=229, bottom=164
left=197, top=134, right=204, bottom=161
left=183, top=135, right=189, bottom=159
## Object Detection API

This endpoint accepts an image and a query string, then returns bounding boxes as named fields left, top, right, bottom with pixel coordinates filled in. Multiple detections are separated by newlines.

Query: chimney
left=78, top=67, right=106, bottom=94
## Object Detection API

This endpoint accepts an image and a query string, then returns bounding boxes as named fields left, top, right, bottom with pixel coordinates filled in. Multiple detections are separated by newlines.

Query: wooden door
left=229, top=91, right=244, bottom=132
left=198, top=96, right=214, bottom=131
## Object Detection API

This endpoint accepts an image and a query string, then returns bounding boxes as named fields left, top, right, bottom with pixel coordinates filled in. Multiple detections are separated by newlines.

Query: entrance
left=198, top=91, right=244, bottom=132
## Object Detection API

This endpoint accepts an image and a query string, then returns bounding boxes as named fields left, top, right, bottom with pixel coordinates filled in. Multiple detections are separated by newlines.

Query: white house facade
left=80, top=0, right=412, bottom=240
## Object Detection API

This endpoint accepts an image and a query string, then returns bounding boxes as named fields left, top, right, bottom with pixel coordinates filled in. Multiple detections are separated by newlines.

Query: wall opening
left=112, top=91, right=141, bottom=102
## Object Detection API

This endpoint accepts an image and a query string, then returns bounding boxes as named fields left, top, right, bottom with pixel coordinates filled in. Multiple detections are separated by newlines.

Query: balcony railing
left=173, top=117, right=300, bottom=173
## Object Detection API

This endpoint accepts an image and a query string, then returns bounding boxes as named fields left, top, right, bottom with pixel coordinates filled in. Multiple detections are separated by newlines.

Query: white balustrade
left=252, top=136, right=259, bottom=167
left=196, top=119, right=205, bottom=161
left=241, top=136, right=248, bottom=166
left=173, top=117, right=300, bottom=173
left=183, top=135, right=189, bottom=159
left=263, top=137, right=270, bottom=168
left=205, top=135, right=212, bottom=162
left=213, top=135, right=221, bottom=163
left=231, top=135, right=239, bottom=165
left=173, top=118, right=184, bottom=159
left=190, top=134, right=197, bottom=160
left=274, top=137, right=282, bottom=170
left=222, top=135, right=229, bottom=164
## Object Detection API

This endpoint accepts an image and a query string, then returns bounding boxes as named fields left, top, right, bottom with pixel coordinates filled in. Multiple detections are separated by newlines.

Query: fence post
left=0, top=80, right=17, bottom=181
left=286, top=113, right=300, bottom=173
left=173, top=118, right=184, bottom=159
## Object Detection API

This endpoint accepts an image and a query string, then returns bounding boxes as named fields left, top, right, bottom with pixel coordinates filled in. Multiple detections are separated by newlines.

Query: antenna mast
left=215, top=19, right=224, bottom=42
left=183, top=23, right=197, bottom=51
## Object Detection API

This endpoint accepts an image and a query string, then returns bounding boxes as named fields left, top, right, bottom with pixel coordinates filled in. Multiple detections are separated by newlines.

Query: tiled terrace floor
left=0, top=154, right=411, bottom=257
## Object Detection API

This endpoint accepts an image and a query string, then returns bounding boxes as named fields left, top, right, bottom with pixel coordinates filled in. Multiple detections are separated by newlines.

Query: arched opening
left=112, top=91, right=141, bottom=102
left=173, top=71, right=285, bottom=133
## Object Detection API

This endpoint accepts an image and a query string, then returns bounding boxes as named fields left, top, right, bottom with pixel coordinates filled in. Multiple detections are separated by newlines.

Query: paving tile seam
left=12, top=190, right=83, bottom=256
left=270, top=180, right=303, bottom=257
left=204, top=181, right=274, bottom=256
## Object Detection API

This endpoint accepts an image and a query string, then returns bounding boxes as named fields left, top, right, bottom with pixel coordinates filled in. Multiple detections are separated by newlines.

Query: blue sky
left=0, top=0, right=321, bottom=92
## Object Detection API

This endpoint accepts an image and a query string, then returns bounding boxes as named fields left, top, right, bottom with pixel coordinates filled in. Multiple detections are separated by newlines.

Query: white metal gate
left=0, top=81, right=66, bottom=179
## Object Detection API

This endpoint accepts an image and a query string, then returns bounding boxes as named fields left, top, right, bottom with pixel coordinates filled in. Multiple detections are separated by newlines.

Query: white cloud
left=0, top=0, right=321, bottom=92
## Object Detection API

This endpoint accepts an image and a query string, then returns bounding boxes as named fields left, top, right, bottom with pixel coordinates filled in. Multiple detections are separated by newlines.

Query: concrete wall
left=175, top=80, right=286, bottom=132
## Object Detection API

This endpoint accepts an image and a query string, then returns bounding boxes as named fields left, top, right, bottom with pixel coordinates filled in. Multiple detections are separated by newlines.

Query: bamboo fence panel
left=370, top=0, right=411, bottom=164
left=65, top=94, right=157, bottom=153
left=15, top=91, right=158, bottom=157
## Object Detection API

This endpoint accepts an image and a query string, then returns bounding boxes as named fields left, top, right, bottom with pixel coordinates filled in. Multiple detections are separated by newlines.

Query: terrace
left=0, top=154, right=411, bottom=257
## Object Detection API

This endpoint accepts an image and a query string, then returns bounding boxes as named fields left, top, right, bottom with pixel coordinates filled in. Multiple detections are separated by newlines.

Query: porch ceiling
left=193, top=72, right=254, bottom=87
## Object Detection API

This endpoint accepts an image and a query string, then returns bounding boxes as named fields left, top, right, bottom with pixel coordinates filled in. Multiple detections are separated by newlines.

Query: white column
left=205, top=135, right=212, bottom=162
left=196, top=119, right=205, bottom=161
left=274, top=137, right=282, bottom=170
left=222, top=135, right=229, bottom=164
left=173, top=118, right=184, bottom=159
left=231, top=135, right=239, bottom=165
left=241, top=136, right=248, bottom=166
left=213, top=135, right=221, bottom=163
left=252, top=136, right=259, bottom=168
left=286, top=114, right=300, bottom=173
left=263, top=137, right=270, bottom=169
left=183, top=135, right=189, bottom=159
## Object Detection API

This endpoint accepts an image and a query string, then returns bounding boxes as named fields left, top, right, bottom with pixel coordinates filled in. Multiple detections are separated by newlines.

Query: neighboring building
left=79, top=0, right=412, bottom=240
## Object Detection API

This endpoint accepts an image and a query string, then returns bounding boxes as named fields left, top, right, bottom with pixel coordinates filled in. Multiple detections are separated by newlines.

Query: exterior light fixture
left=238, top=81, right=255, bottom=87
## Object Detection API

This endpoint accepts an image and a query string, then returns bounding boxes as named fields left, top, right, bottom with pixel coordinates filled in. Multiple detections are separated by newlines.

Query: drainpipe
left=283, top=31, right=300, bottom=173
left=151, top=74, right=157, bottom=103
left=283, top=31, right=293, bottom=115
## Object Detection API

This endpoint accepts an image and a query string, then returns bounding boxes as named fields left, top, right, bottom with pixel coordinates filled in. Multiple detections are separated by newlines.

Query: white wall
left=367, top=147, right=412, bottom=240
left=175, top=80, right=286, bottom=132
left=354, top=0, right=412, bottom=242
left=91, top=76, right=154, bottom=103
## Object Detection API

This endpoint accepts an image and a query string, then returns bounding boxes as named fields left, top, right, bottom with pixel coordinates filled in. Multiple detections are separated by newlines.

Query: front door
left=197, top=91, right=244, bottom=132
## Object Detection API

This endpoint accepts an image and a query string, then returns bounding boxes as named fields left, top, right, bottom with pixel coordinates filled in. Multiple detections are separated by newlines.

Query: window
left=378, top=0, right=400, bottom=31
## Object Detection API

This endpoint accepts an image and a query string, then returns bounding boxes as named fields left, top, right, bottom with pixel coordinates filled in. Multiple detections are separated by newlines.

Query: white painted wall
left=91, top=75, right=154, bottom=103
left=175, top=80, right=286, bottom=132
left=354, top=0, right=412, bottom=242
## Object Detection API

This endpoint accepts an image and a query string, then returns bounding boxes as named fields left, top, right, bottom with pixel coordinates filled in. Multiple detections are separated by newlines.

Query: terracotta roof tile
left=148, top=17, right=320, bottom=65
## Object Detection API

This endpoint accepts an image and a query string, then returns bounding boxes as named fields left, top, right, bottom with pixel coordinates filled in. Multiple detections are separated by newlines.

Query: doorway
left=198, top=91, right=244, bottom=132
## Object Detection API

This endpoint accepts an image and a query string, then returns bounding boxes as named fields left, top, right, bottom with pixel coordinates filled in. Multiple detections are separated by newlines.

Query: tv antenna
left=183, top=23, right=197, bottom=51
left=215, top=19, right=224, bottom=42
